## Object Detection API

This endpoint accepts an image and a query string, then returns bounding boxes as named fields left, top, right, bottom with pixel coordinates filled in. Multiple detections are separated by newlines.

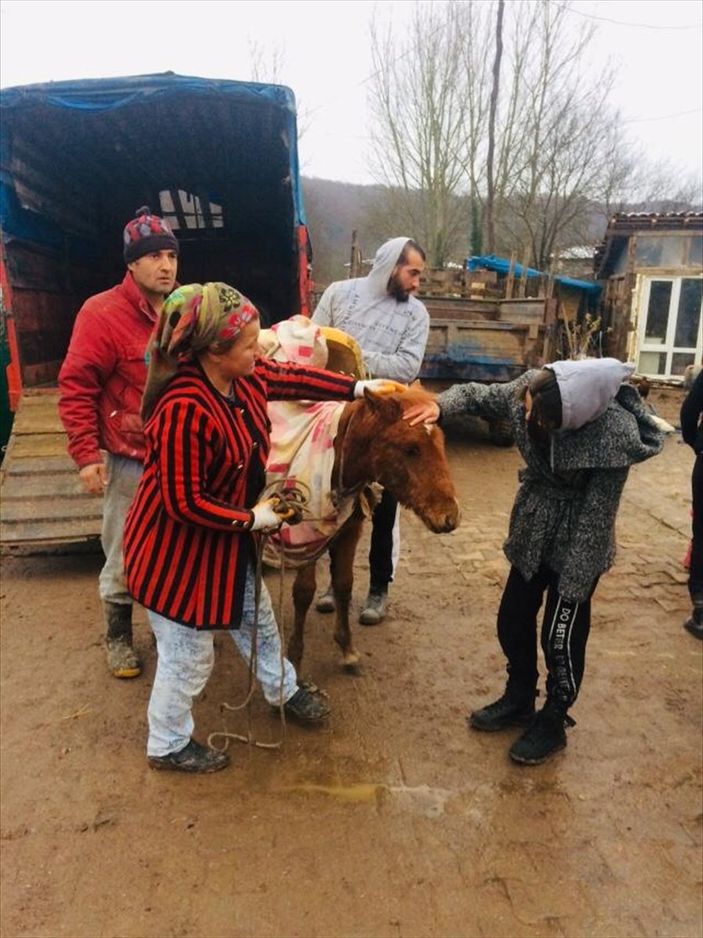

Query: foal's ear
left=364, top=388, right=403, bottom=420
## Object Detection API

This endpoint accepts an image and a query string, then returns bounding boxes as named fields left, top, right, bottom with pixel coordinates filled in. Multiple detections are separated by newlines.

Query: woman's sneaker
left=284, top=685, right=331, bottom=723
left=469, top=691, right=536, bottom=732
left=148, top=739, right=230, bottom=773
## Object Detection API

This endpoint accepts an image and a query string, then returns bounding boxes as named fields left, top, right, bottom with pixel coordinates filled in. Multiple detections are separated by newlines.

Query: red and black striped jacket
left=124, top=359, right=356, bottom=629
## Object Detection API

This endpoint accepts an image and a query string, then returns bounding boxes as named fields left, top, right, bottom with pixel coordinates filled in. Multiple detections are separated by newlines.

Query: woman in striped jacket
left=124, top=283, right=390, bottom=773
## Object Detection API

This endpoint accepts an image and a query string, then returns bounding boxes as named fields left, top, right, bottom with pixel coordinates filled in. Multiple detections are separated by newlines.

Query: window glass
left=636, top=237, right=661, bottom=266
left=635, top=235, right=685, bottom=267
left=638, top=351, right=667, bottom=375
left=674, top=279, right=703, bottom=347
left=644, top=281, right=672, bottom=343
left=672, top=352, right=695, bottom=376
left=688, top=236, right=703, bottom=267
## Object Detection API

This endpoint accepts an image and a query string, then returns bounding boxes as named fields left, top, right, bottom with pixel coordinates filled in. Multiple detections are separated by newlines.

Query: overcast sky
left=1, top=0, right=701, bottom=190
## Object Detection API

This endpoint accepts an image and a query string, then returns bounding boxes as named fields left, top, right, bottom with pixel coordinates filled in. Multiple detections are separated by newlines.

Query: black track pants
left=368, top=488, right=398, bottom=590
left=497, top=565, right=597, bottom=709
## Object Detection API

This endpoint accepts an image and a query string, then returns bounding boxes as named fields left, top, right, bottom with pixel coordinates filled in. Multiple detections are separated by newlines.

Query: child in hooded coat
left=405, top=358, right=664, bottom=765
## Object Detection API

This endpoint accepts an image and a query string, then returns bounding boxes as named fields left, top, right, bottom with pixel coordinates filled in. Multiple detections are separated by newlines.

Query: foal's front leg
left=329, top=512, right=364, bottom=670
left=289, top=562, right=316, bottom=674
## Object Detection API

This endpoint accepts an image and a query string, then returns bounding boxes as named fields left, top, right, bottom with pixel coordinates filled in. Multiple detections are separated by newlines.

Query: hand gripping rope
left=207, top=482, right=328, bottom=752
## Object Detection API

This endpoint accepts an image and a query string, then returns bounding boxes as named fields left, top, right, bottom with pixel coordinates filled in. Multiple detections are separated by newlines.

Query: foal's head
left=352, top=385, right=459, bottom=533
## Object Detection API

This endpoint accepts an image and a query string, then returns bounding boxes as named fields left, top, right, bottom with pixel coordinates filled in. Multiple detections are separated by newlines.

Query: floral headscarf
left=142, top=282, right=258, bottom=419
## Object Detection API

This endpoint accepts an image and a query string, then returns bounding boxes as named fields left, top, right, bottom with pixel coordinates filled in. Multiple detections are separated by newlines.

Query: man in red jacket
left=58, top=206, right=179, bottom=679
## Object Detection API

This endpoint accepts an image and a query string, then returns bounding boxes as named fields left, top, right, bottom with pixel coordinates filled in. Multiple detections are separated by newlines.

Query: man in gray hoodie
left=405, top=358, right=664, bottom=765
left=312, top=237, right=429, bottom=625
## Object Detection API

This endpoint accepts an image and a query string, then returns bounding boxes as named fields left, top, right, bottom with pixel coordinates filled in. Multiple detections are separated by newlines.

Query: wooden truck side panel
left=420, top=295, right=552, bottom=384
left=0, top=389, right=103, bottom=548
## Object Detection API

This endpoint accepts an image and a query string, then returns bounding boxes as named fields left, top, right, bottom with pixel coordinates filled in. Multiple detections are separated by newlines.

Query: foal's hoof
left=341, top=651, right=361, bottom=673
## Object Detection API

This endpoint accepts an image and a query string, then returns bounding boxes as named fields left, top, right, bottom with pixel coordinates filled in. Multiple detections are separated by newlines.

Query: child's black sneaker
left=509, top=707, right=574, bottom=765
left=468, top=691, right=536, bottom=732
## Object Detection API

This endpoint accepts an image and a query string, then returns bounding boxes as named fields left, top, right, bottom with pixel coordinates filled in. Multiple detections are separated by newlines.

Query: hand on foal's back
left=353, top=379, right=406, bottom=398
left=403, top=401, right=440, bottom=426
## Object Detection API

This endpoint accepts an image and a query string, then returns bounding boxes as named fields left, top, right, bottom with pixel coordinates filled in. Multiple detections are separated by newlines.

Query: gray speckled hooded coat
left=438, top=370, right=664, bottom=602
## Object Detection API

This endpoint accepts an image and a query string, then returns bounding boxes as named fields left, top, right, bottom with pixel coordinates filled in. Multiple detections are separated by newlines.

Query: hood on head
left=364, top=237, right=412, bottom=297
left=547, top=358, right=635, bottom=431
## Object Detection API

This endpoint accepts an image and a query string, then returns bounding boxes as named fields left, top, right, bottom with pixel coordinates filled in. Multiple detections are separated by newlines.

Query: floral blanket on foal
left=262, top=316, right=368, bottom=568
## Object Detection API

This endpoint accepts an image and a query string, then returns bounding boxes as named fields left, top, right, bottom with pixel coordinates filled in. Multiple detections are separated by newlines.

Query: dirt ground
left=1, top=387, right=701, bottom=938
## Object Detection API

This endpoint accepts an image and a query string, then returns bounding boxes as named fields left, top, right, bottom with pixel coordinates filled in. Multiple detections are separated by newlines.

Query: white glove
left=250, top=498, right=283, bottom=531
left=353, top=379, right=404, bottom=398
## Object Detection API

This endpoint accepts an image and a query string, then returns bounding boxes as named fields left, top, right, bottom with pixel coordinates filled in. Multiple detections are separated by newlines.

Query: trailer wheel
left=487, top=417, right=514, bottom=447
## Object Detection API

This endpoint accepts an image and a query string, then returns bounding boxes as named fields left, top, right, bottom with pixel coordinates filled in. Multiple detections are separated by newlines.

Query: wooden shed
left=594, top=213, right=703, bottom=380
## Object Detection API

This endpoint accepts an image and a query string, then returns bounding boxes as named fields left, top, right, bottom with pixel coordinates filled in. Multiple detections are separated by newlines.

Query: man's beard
left=387, top=272, right=410, bottom=302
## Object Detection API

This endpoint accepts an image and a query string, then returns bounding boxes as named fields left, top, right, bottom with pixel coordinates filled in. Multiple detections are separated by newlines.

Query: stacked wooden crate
left=418, top=268, right=499, bottom=299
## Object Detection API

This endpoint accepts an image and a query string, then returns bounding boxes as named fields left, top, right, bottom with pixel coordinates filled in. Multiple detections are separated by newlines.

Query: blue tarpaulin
left=466, top=254, right=600, bottom=295
left=1, top=70, right=309, bottom=335
left=0, top=72, right=296, bottom=114
left=0, top=72, right=306, bottom=245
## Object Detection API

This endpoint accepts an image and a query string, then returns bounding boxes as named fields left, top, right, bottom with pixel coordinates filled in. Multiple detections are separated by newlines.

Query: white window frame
left=636, top=275, right=703, bottom=379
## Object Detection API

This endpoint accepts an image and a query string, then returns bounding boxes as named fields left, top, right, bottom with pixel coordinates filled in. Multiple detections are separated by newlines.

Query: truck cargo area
left=1, top=72, right=307, bottom=388
left=0, top=73, right=308, bottom=548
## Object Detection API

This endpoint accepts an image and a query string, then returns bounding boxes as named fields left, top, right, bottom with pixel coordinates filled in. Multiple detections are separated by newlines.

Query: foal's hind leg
left=329, top=512, right=364, bottom=670
left=289, top=562, right=316, bottom=674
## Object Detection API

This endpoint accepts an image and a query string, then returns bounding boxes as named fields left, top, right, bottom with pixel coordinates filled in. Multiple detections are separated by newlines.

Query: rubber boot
left=105, top=601, right=141, bottom=679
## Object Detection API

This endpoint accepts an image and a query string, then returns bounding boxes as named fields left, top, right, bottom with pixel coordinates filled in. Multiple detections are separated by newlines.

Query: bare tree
left=366, top=0, right=700, bottom=272
left=498, top=3, right=619, bottom=266
left=484, top=0, right=504, bottom=254
left=458, top=1, right=493, bottom=255
left=628, top=157, right=702, bottom=212
left=247, top=40, right=310, bottom=139
left=248, top=39, right=287, bottom=85
left=368, top=2, right=471, bottom=266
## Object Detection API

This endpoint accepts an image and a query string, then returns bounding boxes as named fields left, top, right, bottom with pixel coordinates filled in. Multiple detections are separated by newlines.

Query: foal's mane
left=350, top=383, right=436, bottom=431
left=391, top=383, right=436, bottom=413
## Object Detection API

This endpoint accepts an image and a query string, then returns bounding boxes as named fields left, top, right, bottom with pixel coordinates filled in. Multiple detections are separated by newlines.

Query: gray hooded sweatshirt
left=311, top=237, right=430, bottom=383
left=438, top=358, right=664, bottom=602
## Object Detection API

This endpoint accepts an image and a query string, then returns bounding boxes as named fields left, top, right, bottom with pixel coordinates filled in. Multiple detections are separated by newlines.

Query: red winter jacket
left=58, top=273, right=158, bottom=468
